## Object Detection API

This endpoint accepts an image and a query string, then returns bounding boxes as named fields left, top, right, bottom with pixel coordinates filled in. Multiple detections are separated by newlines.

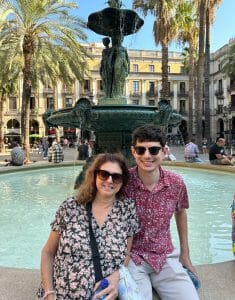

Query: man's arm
left=174, top=209, right=198, bottom=274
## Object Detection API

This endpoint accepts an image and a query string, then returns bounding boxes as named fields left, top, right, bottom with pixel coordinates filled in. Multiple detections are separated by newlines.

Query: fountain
left=46, top=0, right=182, bottom=158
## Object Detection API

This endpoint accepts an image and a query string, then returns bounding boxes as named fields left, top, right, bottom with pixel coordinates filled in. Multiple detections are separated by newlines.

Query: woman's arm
left=41, top=230, right=60, bottom=299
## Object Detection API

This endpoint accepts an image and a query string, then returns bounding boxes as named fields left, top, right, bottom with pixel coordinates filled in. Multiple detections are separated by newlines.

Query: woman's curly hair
left=76, top=153, right=129, bottom=205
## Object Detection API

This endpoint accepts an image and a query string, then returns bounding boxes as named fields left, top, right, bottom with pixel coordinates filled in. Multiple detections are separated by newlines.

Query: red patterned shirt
left=122, top=166, right=189, bottom=273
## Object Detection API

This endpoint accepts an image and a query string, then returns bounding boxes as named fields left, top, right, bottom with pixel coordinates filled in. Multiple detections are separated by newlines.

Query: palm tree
left=221, top=43, right=235, bottom=79
left=176, top=0, right=199, bottom=140
left=0, top=47, right=22, bottom=152
left=133, top=0, right=179, bottom=100
left=204, top=0, right=223, bottom=142
left=194, top=0, right=206, bottom=148
left=0, top=0, right=89, bottom=159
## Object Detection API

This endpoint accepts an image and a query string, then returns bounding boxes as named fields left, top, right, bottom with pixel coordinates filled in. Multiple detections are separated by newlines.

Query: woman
left=40, top=153, right=139, bottom=299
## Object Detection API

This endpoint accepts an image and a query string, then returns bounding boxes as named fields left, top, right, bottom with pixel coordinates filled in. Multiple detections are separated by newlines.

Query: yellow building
left=3, top=42, right=189, bottom=142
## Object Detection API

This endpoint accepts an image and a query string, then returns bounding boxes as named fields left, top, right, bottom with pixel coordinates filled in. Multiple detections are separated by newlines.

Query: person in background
left=5, top=141, right=25, bottom=166
left=202, top=137, right=208, bottom=155
left=122, top=124, right=199, bottom=300
left=39, top=153, right=139, bottom=299
left=164, top=141, right=176, bottom=161
left=184, top=138, right=202, bottom=163
left=77, top=140, right=89, bottom=160
left=48, top=139, right=64, bottom=163
left=209, top=137, right=234, bottom=165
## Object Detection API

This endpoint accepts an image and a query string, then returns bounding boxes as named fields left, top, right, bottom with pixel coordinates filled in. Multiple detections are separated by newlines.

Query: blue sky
left=77, top=0, right=235, bottom=53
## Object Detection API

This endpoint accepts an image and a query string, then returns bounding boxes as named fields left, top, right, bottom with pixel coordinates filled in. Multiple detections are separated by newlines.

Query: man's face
left=131, top=140, right=165, bottom=172
left=217, top=138, right=225, bottom=147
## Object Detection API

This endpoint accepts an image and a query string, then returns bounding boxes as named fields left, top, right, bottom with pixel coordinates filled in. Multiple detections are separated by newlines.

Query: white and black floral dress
left=51, top=197, right=139, bottom=299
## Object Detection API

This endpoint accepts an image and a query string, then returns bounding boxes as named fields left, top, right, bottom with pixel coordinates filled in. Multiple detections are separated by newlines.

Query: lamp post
left=222, top=105, right=232, bottom=154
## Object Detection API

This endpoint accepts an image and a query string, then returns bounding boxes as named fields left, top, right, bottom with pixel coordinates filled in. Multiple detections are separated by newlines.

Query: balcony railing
left=146, top=90, right=158, bottom=98
left=130, top=92, right=141, bottom=98
left=178, top=91, right=188, bottom=97
left=5, top=109, right=20, bottom=115
left=215, top=90, right=224, bottom=99
left=43, top=87, right=54, bottom=94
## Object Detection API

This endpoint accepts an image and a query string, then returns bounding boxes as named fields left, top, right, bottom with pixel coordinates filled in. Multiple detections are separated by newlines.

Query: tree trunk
left=204, top=7, right=211, bottom=142
left=188, top=48, right=194, bottom=141
left=195, top=0, right=206, bottom=148
left=0, top=96, right=6, bottom=153
left=161, top=43, right=169, bottom=100
left=22, top=37, right=33, bottom=160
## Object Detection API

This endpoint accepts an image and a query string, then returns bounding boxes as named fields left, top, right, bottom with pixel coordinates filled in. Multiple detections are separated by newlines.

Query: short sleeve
left=124, top=198, right=140, bottom=236
left=50, top=197, right=74, bottom=233
left=175, top=181, right=189, bottom=211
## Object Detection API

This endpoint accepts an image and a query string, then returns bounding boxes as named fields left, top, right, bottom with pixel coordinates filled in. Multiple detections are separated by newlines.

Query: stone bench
left=0, top=261, right=234, bottom=300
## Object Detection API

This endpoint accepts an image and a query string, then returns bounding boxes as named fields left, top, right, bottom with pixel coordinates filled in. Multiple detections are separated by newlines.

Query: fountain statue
left=46, top=0, right=182, bottom=159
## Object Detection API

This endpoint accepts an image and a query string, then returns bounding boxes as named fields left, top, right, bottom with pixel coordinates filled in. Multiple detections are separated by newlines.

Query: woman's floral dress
left=51, top=197, right=139, bottom=299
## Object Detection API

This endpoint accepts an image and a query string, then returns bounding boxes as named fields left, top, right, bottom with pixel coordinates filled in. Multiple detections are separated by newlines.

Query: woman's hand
left=93, top=270, right=119, bottom=300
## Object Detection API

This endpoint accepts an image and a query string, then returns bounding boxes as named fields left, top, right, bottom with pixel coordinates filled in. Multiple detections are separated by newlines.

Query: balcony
left=215, top=90, right=224, bottom=99
left=43, top=87, right=54, bottom=94
left=146, top=90, right=158, bottom=98
left=5, top=109, right=20, bottom=116
left=30, top=108, right=39, bottom=115
left=178, top=91, right=188, bottom=97
left=130, top=92, right=141, bottom=98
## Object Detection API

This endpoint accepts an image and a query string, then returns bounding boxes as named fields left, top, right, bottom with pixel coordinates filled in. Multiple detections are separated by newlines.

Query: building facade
left=2, top=41, right=235, bottom=146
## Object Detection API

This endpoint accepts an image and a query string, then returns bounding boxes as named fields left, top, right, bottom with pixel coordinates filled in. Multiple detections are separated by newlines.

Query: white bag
left=118, top=265, right=144, bottom=300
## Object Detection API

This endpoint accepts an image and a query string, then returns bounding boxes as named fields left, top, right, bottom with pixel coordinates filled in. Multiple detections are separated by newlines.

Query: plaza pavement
left=0, top=146, right=234, bottom=299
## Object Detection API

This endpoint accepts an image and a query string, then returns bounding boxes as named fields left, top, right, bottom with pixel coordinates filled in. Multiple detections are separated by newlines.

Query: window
left=180, top=82, right=186, bottom=94
left=98, top=80, right=103, bottom=91
left=30, top=96, right=35, bottom=109
left=149, top=81, right=155, bottom=94
left=132, top=99, right=139, bottom=105
left=47, top=97, right=54, bottom=109
left=168, top=82, right=171, bottom=95
left=65, top=98, right=73, bottom=108
left=148, top=99, right=155, bottom=106
left=218, top=79, right=223, bottom=93
left=168, top=66, right=170, bottom=73
left=133, top=64, right=139, bottom=72
left=84, top=80, right=90, bottom=91
left=9, top=97, right=17, bottom=110
left=179, top=100, right=186, bottom=113
left=132, top=81, right=140, bottom=93
left=149, top=65, right=155, bottom=72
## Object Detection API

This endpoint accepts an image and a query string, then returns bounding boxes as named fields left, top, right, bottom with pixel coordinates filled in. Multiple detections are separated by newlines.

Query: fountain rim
left=0, top=161, right=235, bottom=176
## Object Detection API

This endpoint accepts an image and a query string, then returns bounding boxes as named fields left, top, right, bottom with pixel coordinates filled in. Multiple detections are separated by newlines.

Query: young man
left=122, top=124, right=199, bottom=300
left=209, top=137, right=234, bottom=165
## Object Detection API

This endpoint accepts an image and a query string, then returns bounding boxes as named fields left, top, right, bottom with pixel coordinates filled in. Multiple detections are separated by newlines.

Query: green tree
left=221, top=43, right=235, bottom=79
left=204, top=0, right=223, bottom=142
left=176, top=0, right=199, bottom=140
left=0, top=47, right=22, bottom=152
left=0, top=0, right=89, bottom=159
left=133, top=0, right=179, bottom=100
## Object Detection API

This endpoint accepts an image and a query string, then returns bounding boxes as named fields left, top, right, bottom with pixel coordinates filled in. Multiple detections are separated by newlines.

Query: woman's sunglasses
left=96, top=169, right=124, bottom=184
left=134, top=146, right=162, bottom=155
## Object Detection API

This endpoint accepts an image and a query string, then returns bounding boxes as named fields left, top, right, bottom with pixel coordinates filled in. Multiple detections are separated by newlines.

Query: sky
left=77, top=0, right=235, bottom=53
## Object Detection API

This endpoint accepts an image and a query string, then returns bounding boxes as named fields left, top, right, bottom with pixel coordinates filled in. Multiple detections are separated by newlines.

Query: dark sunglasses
left=134, top=146, right=162, bottom=155
left=96, top=169, right=124, bottom=184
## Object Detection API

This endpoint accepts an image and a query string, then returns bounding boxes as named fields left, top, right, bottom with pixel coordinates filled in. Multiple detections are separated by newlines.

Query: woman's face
left=95, top=161, right=123, bottom=199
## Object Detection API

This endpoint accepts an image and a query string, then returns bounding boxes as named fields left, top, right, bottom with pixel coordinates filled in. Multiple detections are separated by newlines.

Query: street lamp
left=222, top=105, right=232, bottom=154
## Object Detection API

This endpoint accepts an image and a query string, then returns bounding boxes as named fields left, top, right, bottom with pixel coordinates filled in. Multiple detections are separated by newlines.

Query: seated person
left=209, top=137, right=234, bottom=165
left=184, top=138, right=202, bottom=162
left=5, top=141, right=25, bottom=166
